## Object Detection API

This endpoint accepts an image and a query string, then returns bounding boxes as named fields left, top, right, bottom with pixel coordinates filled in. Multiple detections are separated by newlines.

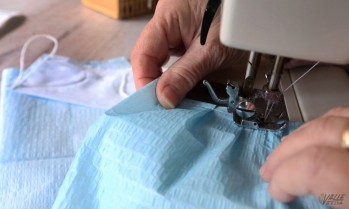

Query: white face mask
left=11, top=35, right=135, bottom=109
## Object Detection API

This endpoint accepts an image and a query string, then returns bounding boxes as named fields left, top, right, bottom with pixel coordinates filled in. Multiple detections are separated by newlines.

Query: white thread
left=263, top=61, right=319, bottom=120
left=282, top=61, right=320, bottom=93
left=11, top=34, right=59, bottom=89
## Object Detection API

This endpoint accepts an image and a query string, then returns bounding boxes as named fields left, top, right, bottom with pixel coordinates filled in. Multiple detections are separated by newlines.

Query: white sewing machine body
left=220, top=0, right=349, bottom=64
left=217, top=0, right=349, bottom=122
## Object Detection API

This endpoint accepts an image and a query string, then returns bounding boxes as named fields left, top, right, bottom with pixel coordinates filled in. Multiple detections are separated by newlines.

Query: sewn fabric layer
left=53, top=81, right=329, bottom=209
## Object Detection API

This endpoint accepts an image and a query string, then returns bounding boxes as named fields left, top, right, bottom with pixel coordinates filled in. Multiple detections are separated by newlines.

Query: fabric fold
left=53, top=80, right=328, bottom=209
left=0, top=56, right=133, bottom=209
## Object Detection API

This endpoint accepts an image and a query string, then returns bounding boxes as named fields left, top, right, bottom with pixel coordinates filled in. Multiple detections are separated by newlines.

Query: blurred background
left=0, top=0, right=158, bottom=74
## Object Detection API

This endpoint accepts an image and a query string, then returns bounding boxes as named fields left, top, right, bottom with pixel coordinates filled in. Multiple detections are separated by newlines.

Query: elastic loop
left=118, top=70, right=131, bottom=98
left=11, top=34, right=59, bottom=89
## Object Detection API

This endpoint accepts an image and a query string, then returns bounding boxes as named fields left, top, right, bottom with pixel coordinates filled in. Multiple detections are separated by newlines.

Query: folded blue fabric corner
left=52, top=81, right=328, bottom=209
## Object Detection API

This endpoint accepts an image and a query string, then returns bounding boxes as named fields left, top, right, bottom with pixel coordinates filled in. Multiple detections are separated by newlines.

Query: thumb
left=156, top=41, right=218, bottom=108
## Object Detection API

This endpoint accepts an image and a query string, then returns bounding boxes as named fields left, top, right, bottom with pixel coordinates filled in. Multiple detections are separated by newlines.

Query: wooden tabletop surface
left=0, top=0, right=151, bottom=72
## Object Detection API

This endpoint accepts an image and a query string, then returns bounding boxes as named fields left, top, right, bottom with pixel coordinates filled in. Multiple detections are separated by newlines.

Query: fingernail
left=160, top=85, right=178, bottom=109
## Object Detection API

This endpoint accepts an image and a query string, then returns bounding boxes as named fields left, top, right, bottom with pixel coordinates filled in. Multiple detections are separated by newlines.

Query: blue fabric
left=53, top=81, right=328, bottom=209
left=0, top=57, right=131, bottom=209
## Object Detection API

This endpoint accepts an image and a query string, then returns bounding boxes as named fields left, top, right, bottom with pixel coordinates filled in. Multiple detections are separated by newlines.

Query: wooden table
left=0, top=0, right=151, bottom=71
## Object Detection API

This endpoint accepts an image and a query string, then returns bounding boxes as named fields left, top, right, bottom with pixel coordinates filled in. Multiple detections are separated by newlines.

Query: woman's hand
left=131, top=0, right=246, bottom=108
left=260, top=106, right=349, bottom=208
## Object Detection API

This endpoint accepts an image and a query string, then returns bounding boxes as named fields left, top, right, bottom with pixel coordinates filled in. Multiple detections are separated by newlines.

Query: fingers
left=131, top=0, right=246, bottom=108
left=260, top=115, right=349, bottom=181
left=323, top=106, right=349, bottom=118
left=131, top=20, right=166, bottom=89
left=156, top=40, right=217, bottom=108
left=268, top=146, right=349, bottom=208
left=131, top=7, right=183, bottom=89
left=260, top=106, right=349, bottom=206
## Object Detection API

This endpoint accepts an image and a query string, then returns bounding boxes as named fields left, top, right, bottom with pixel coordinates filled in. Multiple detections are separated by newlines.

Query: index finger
left=260, top=112, right=349, bottom=181
left=131, top=19, right=168, bottom=89
left=131, top=9, right=184, bottom=89
left=268, top=146, right=349, bottom=207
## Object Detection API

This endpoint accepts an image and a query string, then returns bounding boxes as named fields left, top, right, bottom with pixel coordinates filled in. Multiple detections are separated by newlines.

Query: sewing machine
left=197, top=0, right=349, bottom=130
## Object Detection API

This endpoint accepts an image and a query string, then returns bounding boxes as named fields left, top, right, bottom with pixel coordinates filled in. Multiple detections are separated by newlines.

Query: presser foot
left=203, top=80, right=288, bottom=130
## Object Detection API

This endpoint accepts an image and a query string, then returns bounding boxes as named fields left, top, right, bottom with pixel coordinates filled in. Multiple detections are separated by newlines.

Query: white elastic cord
left=118, top=70, right=131, bottom=98
left=11, top=34, right=59, bottom=89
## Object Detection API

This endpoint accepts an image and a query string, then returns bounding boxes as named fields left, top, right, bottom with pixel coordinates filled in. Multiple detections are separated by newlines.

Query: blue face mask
left=0, top=55, right=134, bottom=209
left=52, top=81, right=328, bottom=209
